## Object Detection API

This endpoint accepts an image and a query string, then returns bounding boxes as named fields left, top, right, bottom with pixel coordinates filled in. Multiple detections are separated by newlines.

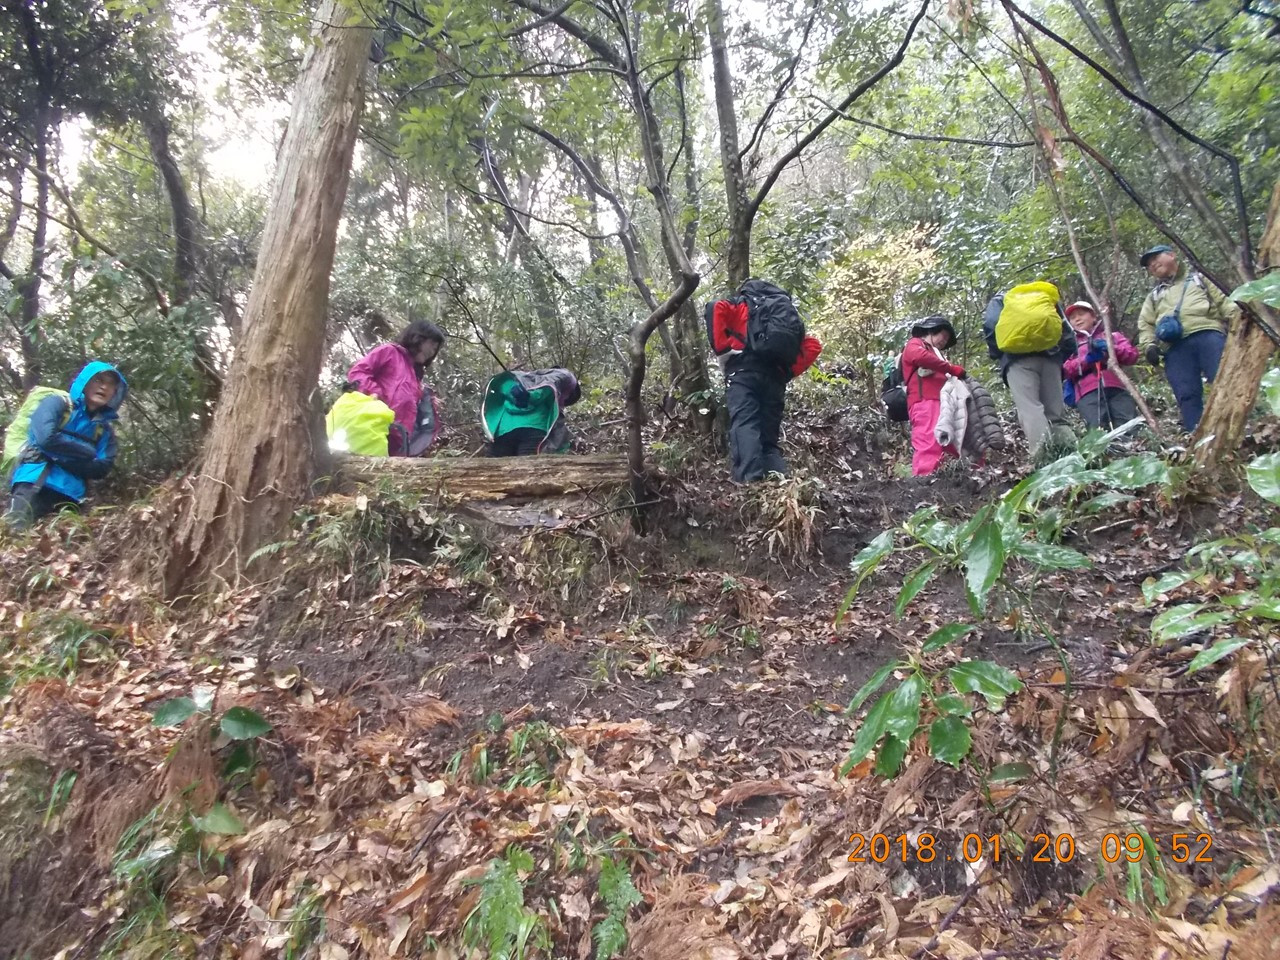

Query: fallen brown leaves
left=1, top=484, right=1278, bottom=960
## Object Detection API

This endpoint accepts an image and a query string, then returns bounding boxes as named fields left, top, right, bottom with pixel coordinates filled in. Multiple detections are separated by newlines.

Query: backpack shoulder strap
left=54, top=395, right=73, bottom=428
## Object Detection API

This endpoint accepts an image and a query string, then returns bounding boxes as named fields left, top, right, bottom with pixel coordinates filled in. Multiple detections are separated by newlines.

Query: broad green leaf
left=895, top=559, right=940, bottom=618
left=153, top=697, right=198, bottom=728
left=928, top=717, right=972, bottom=767
left=850, top=530, right=894, bottom=578
left=1000, top=471, right=1039, bottom=513
left=883, top=673, right=925, bottom=742
left=1142, top=571, right=1195, bottom=605
left=933, top=693, right=972, bottom=716
left=954, top=505, right=992, bottom=551
left=1024, top=455, right=1099, bottom=504
left=1245, top=600, right=1280, bottom=620
left=922, top=623, right=973, bottom=654
left=834, top=583, right=860, bottom=626
left=963, top=521, right=1006, bottom=615
left=1231, top=273, right=1280, bottom=309
left=1077, top=417, right=1144, bottom=462
left=1247, top=452, right=1280, bottom=505
left=222, top=741, right=256, bottom=777
left=874, top=734, right=908, bottom=777
left=1080, top=491, right=1135, bottom=515
left=1032, top=508, right=1063, bottom=544
left=904, top=506, right=953, bottom=549
left=994, top=499, right=1022, bottom=549
left=840, top=689, right=896, bottom=774
left=987, top=761, right=1033, bottom=783
left=1012, top=540, right=1091, bottom=570
left=1187, top=636, right=1251, bottom=673
left=1262, top=367, right=1280, bottom=417
left=948, top=660, right=1023, bottom=711
left=1150, top=604, right=1232, bottom=643
left=220, top=707, right=272, bottom=741
left=837, top=531, right=895, bottom=623
left=1102, top=455, right=1170, bottom=490
left=846, top=662, right=901, bottom=715
left=192, top=803, right=245, bottom=836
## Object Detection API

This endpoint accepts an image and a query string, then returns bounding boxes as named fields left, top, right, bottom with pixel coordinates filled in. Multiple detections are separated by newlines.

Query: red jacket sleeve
left=710, top=301, right=748, bottom=355
left=901, top=337, right=953, bottom=376
left=790, top=335, right=822, bottom=377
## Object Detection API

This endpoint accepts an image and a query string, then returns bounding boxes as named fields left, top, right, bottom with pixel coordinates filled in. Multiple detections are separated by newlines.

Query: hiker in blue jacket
left=5, top=362, right=128, bottom=530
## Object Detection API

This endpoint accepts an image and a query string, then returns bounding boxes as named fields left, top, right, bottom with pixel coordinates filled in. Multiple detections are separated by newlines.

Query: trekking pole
left=1095, top=362, right=1105, bottom=429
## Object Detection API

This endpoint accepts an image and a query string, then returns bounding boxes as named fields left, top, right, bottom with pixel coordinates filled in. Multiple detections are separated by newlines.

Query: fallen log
left=334, top=452, right=631, bottom=501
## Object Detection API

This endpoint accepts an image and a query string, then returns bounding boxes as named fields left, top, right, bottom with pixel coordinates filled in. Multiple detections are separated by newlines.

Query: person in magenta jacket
left=902, top=315, right=966, bottom=476
left=346, top=320, right=445, bottom=456
left=1062, top=301, right=1139, bottom=430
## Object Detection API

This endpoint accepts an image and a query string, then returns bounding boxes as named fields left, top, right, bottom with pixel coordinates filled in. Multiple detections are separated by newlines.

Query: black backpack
left=738, top=279, right=805, bottom=368
left=881, top=356, right=909, bottom=422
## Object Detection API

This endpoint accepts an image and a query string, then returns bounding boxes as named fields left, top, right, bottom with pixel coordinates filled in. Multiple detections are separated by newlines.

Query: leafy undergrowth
left=3, top=401, right=1280, bottom=959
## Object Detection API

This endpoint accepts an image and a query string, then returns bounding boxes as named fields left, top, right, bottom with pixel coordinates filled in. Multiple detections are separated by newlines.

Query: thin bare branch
left=738, top=0, right=819, bottom=164
left=746, top=0, right=931, bottom=225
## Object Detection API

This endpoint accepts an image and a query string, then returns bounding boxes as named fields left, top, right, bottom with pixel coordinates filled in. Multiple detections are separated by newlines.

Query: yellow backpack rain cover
left=995, top=281, right=1063, bottom=354
left=326, top=391, right=395, bottom=456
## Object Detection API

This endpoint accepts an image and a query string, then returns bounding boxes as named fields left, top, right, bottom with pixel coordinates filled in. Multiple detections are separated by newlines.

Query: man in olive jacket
left=1137, top=244, right=1240, bottom=432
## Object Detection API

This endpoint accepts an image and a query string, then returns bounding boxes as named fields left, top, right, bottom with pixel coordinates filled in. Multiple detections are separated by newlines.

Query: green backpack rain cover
left=3, top=386, right=69, bottom=478
left=481, top=372, right=561, bottom=444
left=326, top=391, right=395, bottom=456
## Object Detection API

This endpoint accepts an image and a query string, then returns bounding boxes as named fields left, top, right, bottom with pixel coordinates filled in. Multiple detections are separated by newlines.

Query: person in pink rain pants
left=902, top=315, right=967, bottom=476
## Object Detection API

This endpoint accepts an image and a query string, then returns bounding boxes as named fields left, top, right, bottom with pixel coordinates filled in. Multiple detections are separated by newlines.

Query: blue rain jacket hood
left=11, top=361, right=128, bottom=501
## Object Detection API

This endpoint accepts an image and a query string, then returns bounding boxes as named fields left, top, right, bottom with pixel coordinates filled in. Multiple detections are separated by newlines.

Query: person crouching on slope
left=347, top=319, right=445, bottom=456
left=5, top=362, right=128, bottom=530
left=706, top=280, right=822, bottom=483
left=902, top=316, right=966, bottom=476
left=482, top=368, right=581, bottom=456
left=1062, top=301, right=1140, bottom=430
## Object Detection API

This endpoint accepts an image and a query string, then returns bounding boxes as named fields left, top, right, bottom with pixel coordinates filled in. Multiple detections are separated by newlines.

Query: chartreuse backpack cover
left=2, top=386, right=69, bottom=477
left=326, top=391, right=395, bottom=456
left=995, top=281, right=1063, bottom=354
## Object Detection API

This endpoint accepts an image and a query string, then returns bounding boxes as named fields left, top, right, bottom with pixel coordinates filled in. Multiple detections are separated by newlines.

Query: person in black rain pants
left=706, top=280, right=822, bottom=483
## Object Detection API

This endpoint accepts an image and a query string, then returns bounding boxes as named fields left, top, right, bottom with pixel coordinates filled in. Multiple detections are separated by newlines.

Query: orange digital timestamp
left=847, top=832, right=1214, bottom=864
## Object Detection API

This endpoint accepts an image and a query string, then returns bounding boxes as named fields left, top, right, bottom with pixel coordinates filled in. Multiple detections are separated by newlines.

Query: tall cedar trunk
left=1194, top=180, right=1280, bottom=462
left=164, top=0, right=370, bottom=596
left=705, top=0, right=751, bottom=288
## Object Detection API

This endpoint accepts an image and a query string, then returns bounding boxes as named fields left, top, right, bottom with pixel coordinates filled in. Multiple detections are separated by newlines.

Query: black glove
left=509, top=383, right=530, bottom=408
left=1145, top=345, right=1162, bottom=367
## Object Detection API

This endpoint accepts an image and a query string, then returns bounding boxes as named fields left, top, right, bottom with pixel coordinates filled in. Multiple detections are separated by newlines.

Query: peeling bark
left=1195, top=181, right=1280, bottom=463
left=164, top=0, right=371, bottom=596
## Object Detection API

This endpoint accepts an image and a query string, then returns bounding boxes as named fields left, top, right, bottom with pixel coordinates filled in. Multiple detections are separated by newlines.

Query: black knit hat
left=910, top=315, right=956, bottom=349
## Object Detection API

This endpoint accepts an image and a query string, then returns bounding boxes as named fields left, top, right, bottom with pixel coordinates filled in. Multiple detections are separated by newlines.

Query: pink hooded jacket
left=1062, top=323, right=1138, bottom=398
left=347, top=343, right=423, bottom=454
